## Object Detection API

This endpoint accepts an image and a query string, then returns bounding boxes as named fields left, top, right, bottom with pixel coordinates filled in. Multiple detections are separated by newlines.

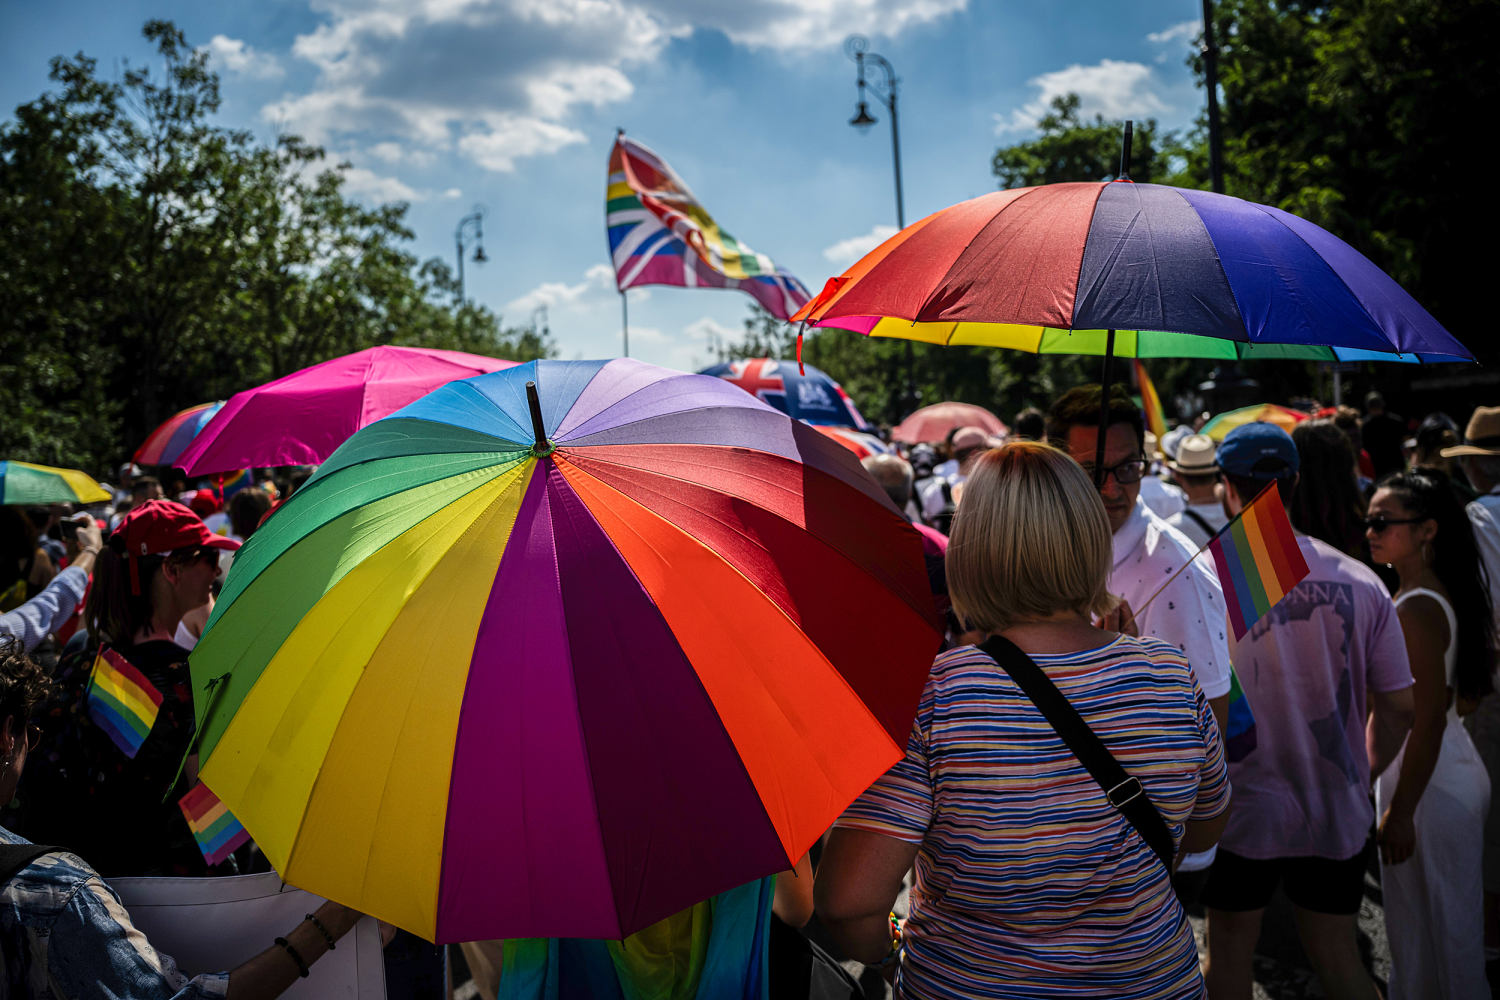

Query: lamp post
left=845, top=35, right=918, bottom=418
left=454, top=206, right=487, bottom=305
left=1200, top=0, right=1225, bottom=194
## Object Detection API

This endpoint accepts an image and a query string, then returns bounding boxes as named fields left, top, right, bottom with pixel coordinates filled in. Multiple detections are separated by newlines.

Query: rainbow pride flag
left=178, top=782, right=252, bottom=866
left=1134, top=360, right=1167, bottom=441
left=87, top=647, right=162, bottom=758
left=607, top=133, right=810, bottom=319
left=1224, top=668, right=1257, bottom=762
left=1209, top=482, right=1311, bottom=640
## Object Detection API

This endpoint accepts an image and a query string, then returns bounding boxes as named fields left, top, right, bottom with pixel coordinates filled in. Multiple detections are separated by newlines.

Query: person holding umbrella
left=817, top=441, right=1229, bottom=997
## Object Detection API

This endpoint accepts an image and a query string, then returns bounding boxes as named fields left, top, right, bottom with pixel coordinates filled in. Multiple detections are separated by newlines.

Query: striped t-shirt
left=837, top=635, right=1229, bottom=999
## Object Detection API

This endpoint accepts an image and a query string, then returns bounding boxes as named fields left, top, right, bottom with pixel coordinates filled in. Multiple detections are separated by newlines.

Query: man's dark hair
left=1045, top=384, right=1144, bottom=453
left=1012, top=407, right=1046, bottom=441
left=1365, top=391, right=1385, bottom=412
left=130, top=475, right=160, bottom=498
left=1224, top=470, right=1296, bottom=510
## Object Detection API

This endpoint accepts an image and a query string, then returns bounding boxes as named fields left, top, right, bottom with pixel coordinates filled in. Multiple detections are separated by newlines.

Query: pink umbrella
left=892, top=402, right=1008, bottom=444
left=175, top=346, right=517, bottom=475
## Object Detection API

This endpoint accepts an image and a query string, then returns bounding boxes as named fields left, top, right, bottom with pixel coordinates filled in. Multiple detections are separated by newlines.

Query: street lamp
left=454, top=206, right=487, bottom=305
left=845, top=34, right=918, bottom=417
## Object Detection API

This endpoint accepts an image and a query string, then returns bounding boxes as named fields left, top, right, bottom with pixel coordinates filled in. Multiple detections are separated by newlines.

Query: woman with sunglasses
left=11, top=500, right=241, bottom=879
left=1369, top=468, right=1493, bottom=997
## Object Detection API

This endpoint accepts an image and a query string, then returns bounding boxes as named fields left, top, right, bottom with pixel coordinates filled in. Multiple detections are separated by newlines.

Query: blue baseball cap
left=1217, top=421, right=1300, bottom=479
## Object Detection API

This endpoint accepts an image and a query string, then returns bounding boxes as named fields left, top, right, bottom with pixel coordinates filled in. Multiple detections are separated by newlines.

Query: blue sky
left=3, top=1, right=1207, bottom=372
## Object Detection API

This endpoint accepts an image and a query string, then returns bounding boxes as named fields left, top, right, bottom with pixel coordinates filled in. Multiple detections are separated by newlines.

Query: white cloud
left=366, top=141, right=436, bottom=167
left=441, top=187, right=463, bottom=199
left=1147, top=19, right=1199, bottom=45
left=683, top=316, right=737, bottom=343
left=266, top=1, right=965, bottom=173
left=822, top=224, right=899, bottom=267
left=338, top=165, right=420, bottom=203
left=994, top=59, right=1168, bottom=134
left=505, top=263, right=623, bottom=315
left=202, top=35, right=284, bottom=79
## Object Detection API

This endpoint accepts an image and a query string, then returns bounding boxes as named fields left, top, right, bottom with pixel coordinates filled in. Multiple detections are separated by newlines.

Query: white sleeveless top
left=1395, top=587, right=1459, bottom=718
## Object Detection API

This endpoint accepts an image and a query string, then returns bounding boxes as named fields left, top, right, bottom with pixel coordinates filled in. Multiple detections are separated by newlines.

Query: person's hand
left=1097, top=598, right=1139, bottom=637
left=1378, top=805, right=1416, bottom=865
left=74, top=518, right=103, bottom=555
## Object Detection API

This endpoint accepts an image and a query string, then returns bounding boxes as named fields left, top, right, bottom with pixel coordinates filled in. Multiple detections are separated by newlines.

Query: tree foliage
left=0, top=21, right=553, bottom=473
left=991, top=94, right=1190, bottom=189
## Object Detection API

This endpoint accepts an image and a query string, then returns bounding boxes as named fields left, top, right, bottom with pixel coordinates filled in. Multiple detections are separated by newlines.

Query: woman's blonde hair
left=946, top=440, right=1116, bottom=633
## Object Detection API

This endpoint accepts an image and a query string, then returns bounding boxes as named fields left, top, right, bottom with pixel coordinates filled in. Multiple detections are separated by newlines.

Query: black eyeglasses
left=1362, top=515, right=1426, bottom=533
left=1080, top=458, right=1148, bottom=486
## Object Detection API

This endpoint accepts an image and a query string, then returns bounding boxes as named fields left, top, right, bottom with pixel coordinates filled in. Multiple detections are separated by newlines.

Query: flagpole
left=620, top=288, right=630, bottom=358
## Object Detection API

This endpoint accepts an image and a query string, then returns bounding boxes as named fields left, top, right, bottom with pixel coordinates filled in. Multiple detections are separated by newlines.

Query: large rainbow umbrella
left=189, top=359, right=942, bottom=943
left=0, top=461, right=110, bottom=505
left=1200, top=403, right=1309, bottom=442
left=133, top=401, right=225, bottom=467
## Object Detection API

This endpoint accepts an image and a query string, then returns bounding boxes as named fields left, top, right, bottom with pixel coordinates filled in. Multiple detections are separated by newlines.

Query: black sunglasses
left=1362, top=515, right=1426, bottom=533
left=1080, top=457, right=1148, bottom=486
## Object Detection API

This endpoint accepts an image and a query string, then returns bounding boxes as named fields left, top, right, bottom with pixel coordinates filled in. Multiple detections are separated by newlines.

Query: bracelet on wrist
left=275, top=936, right=311, bottom=978
left=305, top=912, right=337, bottom=951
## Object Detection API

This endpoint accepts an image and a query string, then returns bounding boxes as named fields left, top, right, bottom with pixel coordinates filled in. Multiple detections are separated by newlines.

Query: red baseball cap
left=116, top=499, right=242, bottom=559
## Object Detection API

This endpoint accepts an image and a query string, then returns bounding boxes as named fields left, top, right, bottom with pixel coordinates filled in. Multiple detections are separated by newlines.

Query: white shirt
left=1112, top=497, right=1235, bottom=872
left=1138, top=475, right=1187, bottom=520
left=1165, top=501, right=1229, bottom=549
left=917, top=475, right=963, bottom=522
left=1467, top=489, right=1500, bottom=643
left=1111, top=498, right=1233, bottom=701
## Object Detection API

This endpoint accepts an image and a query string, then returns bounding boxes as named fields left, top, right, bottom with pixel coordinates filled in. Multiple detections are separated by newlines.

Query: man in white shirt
left=1164, top=434, right=1229, bottom=547
left=1049, top=385, right=1234, bottom=894
left=1443, top=405, right=1500, bottom=966
left=917, top=426, right=997, bottom=528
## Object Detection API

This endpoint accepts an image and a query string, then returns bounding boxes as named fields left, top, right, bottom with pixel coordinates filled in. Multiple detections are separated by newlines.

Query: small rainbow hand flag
left=1210, top=482, right=1311, bottom=640
left=179, top=782, right=252, bottom=867
left=87, top=646, right=162, bottom=759
left=1224, top=668, right=1257, bottom=762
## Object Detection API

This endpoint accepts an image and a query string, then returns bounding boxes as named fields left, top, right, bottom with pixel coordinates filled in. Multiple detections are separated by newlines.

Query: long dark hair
left=1377, top=467, right=1495, bottom=702
left=1290, top=419, right=1367, bottom=557
left=84, top=537, right=163, bottom=647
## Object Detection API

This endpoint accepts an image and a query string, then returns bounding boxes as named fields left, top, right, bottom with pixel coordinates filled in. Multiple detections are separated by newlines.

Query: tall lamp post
left=845, top=35, right=919, bottom=418
left=454, top=206, right=488, bottom=305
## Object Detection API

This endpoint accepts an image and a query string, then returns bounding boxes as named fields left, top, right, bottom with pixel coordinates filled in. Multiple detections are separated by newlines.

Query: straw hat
left=1166, top=434, right=1218, bottom=475
left=1441, top=406, right=1500, bottom=458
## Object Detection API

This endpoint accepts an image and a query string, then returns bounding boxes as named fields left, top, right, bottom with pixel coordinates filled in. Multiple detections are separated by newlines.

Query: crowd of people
left=2, top=386, right=1498, bottom=1000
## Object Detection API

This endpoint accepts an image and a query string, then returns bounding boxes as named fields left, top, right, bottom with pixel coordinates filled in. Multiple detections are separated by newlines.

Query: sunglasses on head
left=1362, top=515, right=1426, bottom=533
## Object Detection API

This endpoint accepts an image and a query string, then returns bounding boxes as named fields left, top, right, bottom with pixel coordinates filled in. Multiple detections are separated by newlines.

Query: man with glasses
left=1201, top=421, right=1414, bottom=998
left=1048, top=385, right=1235, bottom=895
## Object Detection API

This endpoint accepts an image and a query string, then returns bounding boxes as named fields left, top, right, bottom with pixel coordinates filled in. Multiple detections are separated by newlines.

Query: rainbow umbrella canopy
left=0, top=461, right=110, bottom=505
left=892, top=401, right=1008, bottom=444
left=1201, top=403, right=1309, bottom=441
left=189, top=358, right=942, bottom=943
left=133, top=401, right=225, bottom=467
left=794, top=180, right=1473, bottom=364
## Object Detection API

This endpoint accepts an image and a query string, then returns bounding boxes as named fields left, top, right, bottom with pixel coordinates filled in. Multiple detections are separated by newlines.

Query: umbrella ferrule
left=525, top=381, right=552, bottom=457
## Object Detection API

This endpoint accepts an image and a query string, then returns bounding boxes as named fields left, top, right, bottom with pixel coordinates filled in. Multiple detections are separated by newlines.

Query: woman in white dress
left=1369, top=468, right=1494, bottom=998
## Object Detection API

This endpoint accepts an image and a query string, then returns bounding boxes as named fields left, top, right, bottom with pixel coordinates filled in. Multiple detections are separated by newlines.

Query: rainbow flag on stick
left=1224, top=669, right=1257, bottom=761
left=1134, top=360, right=1167, bottom=441
left=179, top=782, right=252, bottom=867
left=1209, top=482, right=1311, bottom=640
left=87, top=647, right=162, bottom=758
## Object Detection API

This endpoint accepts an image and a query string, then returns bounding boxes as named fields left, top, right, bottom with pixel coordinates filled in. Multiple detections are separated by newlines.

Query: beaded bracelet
left=305, top=912, right=337, bottom=951
left=275, top=936, right=310, bottom=978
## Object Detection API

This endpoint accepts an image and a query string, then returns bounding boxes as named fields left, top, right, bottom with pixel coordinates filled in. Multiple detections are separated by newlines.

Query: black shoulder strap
left=1180, top=507, right=1213, bottom=536
left=979, top=634, right=1175, bottom=872
left=0, top=843, right=59, bottom=884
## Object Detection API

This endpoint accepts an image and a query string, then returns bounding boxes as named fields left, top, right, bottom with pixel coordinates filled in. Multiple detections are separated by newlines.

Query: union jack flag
left=606, top=134, right=811, bottom=319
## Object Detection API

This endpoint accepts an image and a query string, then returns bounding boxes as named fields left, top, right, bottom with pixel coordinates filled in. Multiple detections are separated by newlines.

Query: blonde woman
left=816, top=441, right=1230, bottom=999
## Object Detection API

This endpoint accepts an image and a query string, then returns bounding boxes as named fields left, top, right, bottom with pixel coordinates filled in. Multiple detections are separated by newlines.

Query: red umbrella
left=174, top=346, right=516, bottom=475
left=892, top=402, right=1008, bottom=444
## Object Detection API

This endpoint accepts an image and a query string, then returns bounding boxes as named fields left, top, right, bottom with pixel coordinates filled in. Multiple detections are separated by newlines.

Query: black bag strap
left=1180, top=507, right=1214, bottom=537
left=0, top=843, right=59, bottom=884
left=979, top=634, right=1175, bottom=872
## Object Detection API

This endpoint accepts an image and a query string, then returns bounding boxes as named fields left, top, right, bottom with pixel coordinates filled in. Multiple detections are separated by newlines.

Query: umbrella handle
left=526, top=381, right=552, bottom=457
left=1094, top=330, right=1117, bottom=488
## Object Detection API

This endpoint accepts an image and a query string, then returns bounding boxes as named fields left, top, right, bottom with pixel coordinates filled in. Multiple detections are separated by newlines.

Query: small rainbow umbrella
left=0, top=461, right=111, bottom=505
left=1200, top=404, right=1310, bottom=442
left=189, top=359, right=942, bottom=943
left=134, top=401, right=225, bottom=467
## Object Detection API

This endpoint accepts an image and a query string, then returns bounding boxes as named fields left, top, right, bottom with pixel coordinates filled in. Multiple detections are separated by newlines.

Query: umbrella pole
left=525, top=381, right=551, bottom=456
left=1094, top=329, right=1117, bottom=487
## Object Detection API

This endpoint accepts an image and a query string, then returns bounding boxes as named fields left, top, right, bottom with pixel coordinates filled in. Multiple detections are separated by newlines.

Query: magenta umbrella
left=174, top=346, right=516, bottom=475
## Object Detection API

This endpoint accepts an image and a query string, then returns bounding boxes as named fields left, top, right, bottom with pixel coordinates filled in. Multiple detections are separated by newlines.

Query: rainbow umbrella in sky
left=1201, top=403, right=1309, bottom=442
left=133, top=401, right=225, bottom=468
left=189, top=358, right=942, bottom=943
left=0, top=461, right=110, bottom=505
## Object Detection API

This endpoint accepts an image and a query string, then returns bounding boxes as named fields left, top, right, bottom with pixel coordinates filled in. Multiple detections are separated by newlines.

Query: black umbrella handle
left=526, top=381, right=552, bottom=457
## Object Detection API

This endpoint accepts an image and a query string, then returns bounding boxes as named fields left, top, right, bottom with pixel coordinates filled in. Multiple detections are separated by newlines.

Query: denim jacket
left=1, top=827, right=229, bottom=999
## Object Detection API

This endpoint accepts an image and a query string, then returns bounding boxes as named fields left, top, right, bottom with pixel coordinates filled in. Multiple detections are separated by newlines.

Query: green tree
left=0, top=20, right=552, bottom=474
left=991, top=95, right=1190, bottom=188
